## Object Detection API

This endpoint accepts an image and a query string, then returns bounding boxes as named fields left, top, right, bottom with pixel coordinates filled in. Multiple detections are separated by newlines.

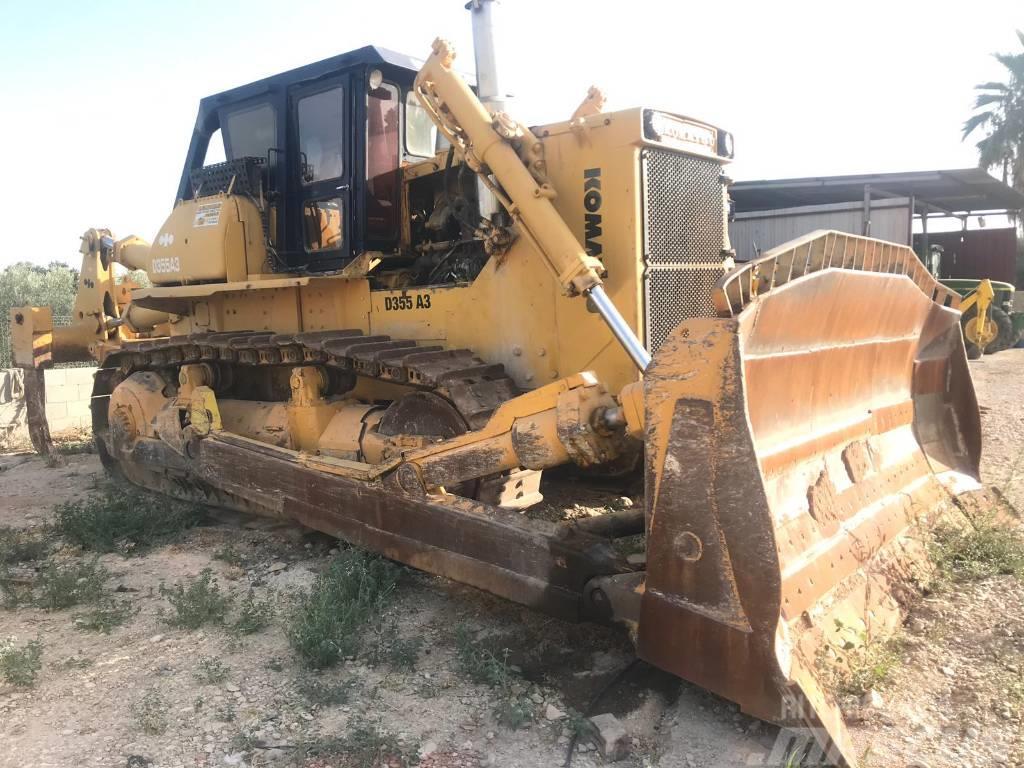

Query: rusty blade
left=637, top=238, right=980, bottom=767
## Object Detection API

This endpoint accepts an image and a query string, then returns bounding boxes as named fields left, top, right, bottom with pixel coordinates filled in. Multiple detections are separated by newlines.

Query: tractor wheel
left=962, top=305, right=1000, bottom=355
left=982, top=306, right=1015, bottom=354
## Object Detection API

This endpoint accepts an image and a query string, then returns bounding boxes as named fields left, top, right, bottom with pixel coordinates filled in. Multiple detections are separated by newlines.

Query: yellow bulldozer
left=8, top=3, right=982, bottom=764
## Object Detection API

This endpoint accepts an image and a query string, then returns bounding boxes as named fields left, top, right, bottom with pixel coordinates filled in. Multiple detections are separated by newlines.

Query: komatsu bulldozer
left=9, top=3, right=982, bottom=764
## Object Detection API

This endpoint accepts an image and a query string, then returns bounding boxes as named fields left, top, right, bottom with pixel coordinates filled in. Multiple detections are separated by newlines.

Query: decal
left=151, top=256, right=181, bottom=274
left=157, top=232, right=175, bottom=247
left=384, top=294, right=431, bottom=311
left=193, top=201, right=222, bottom=228
left=583, top=167, right=603, bottom=256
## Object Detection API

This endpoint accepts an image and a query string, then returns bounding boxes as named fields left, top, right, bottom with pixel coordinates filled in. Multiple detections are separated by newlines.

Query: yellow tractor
left=8, top=4, right=982, bottom=764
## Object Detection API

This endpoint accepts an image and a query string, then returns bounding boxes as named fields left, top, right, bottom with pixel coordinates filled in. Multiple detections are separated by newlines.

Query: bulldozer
left=8, top=3, right=982, bottom=764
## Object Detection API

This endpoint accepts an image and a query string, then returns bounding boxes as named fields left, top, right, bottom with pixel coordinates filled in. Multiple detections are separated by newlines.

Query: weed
left=213, top=546, right=246, bottom=567
left=930, top=516, right=1024, bottom=583
left=160, top=569, right=233, bottom=629
left=0, top=526, right=50, bottom=565
left=296, top=676, right=354, bottom=707
left=414, top=677, right=442, bottom=698
left=494, top=692, right=534, bottom=729
left=299, top=718, right=411, bottom=766
left=454, top=624, right=533, bottom=729
left=0, top=574, right=33, bottom=610
left=0, top=638, right=43, bottom=687
left=72, top=598, right=136, bottom=633
left=821, top=619, right=903, bottom=697
left=367, top=615, right=423, bottom=671
left=454, top=624, right=515, bottom=687
left=287, top=550, right=402, bottom=669
left=229, top=730, right=261, bottom=752
left=54, top=483, right=204, bottom=555
left=131, top=688, right=168, bottom=735
left=35, top=559, right=107, bottom=611
left=266, top=657, right=285, bottom=672
left=195, top=656, right=230, bottom=684
left=216, top=702, right=237, bottom=723
left=232, top=589, right=273, bottom=635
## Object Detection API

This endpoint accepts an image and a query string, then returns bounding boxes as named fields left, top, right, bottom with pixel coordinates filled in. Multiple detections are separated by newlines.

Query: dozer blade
left=637, top=231, right=980, bottom=766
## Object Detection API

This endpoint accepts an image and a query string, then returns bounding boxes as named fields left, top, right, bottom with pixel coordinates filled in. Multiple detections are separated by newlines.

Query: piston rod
left=585, top=285, right=651, bottom=371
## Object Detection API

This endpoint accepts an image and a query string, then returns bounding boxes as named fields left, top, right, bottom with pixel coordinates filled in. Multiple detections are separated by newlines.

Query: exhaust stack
left=467, top=0, right=508, bottom=113
left=466, top=0, right=508, bottom=221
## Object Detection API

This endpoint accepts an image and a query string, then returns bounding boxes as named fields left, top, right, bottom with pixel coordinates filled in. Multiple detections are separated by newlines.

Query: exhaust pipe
left=466, top=0, right=508, bottom=113
left=466, top=0, right=508, bottom=222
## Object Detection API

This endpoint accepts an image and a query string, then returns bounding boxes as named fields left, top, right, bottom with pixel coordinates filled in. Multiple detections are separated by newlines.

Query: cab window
left=366, top=82, right=399, bottom=240
left=405, top=91, right=437, bottom=157
left=297, top=86, right=345, bottom=183
left=223, top=103, right=277, bottom=160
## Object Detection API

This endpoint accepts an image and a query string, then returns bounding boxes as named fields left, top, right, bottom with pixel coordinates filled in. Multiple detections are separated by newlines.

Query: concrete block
left=45, top=383, right=75, bottom=404
left=587, top=713, right=629, bottom=761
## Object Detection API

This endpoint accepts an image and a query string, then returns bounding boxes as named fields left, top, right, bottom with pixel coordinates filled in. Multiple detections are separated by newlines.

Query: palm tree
left=963, top=30, right=1024, bottom=192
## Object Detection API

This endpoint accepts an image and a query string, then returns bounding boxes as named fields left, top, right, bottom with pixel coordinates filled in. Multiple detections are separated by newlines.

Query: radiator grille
left=641, top=149, right=726, bottom=352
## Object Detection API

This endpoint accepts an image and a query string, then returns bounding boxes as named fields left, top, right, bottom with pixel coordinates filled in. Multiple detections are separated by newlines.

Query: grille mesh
left=641, top=149, right=725, bottom=351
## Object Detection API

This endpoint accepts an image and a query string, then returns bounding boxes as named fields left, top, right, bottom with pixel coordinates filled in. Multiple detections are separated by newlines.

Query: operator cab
left=177, top=46, right=445, bottom=273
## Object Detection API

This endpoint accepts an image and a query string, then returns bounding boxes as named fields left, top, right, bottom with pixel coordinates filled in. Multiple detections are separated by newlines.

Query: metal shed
left=729, top=169, right=1024, bottom=270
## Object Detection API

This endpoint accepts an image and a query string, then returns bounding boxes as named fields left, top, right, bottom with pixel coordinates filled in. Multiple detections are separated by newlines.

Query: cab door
left=287, top=75, right=352, bottom=271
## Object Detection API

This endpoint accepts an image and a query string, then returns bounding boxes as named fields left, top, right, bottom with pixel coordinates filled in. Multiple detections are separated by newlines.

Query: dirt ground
left=0, top=348, right=1022, bottom=768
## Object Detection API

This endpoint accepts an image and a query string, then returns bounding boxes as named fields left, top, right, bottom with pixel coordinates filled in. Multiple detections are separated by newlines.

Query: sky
left=0, top=0, right=1020, bottom=267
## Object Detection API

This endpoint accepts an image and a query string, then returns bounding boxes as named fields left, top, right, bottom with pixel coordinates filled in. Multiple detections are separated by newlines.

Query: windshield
left=223, top=102, right=277, bottom=161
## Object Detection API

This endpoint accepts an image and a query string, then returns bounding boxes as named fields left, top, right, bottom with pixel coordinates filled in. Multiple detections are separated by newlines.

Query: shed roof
left=730, top=168, right=1024, bottom=215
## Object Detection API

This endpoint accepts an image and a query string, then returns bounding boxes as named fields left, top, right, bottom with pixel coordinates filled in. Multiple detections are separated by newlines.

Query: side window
left=224, top=103, right=277, bottom=160
left=366, top=82, right=399, bottom=240
left=304, top=198, right=344, bottom=252
left=405, top=91, right=437, bottom=157
left=297, top=86, right=344, bottom=183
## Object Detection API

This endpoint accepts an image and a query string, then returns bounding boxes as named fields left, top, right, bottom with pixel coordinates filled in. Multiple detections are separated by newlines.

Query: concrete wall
left=0, top=367, right=97, bottom=446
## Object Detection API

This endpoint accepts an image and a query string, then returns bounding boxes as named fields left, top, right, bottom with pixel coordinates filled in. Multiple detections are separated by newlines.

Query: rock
left=860, top=689, right=884, bottom=709
left=329, top=548, right=339, bottom=555
left=939, top=665, right=955, bottom=677
left=222, top=754, right=246, bottom=766
left=588, top=713, right=629, bottom=761
left=545, top=704, right=566, bottom=721
left=618, top=496, right=634, bottom=508
left=461, top=740, right=474, bottom=750
left=225, top=684, right=239, bottom=693
left=626, top=553, right=646, bottom=567
left=907, top=762, right=932, bottom=768
left=419, top=741, right=438, bottom=758
left=224, top=566, right=246, bottom=581
left=486, top=731, right=495, bottom=739
left=267, top=562, right=288, bottom=573
left=148, top=634, right=165, bottom=644
left=529, top=692, right=544, bottom=704
left=258, top=748, right=287, bottom=764
left=965, top=725, right=980, bottom=739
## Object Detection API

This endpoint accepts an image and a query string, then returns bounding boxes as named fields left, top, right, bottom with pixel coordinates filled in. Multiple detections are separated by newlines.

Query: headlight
left=643, top=110, right=719, bottom=155
left=717, top=131, right=735, bottom=159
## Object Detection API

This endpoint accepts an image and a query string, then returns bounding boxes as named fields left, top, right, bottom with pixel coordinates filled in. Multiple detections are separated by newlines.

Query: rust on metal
left=638, top=232, right=981, bottom=767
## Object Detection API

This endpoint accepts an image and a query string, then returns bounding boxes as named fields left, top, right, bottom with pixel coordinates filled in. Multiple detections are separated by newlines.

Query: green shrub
left=0, top=638, right=43, bottom=687
left=35, top=559, right=107, bottom=611
left=931, top=517, right=1024, bottom=583
left=54, top=484, right=204, bottom=554
left=72, top=599, right=136, bottom=633
left=232, top=589, right=273, bottom=635
left=131, top=689, right=168, bottom=734
left=194, top=656, right=230, bottom=684
left=0, top=526, right=50, bottom=565
left=160, top=569, right=233, bottom=629
left=287, top=550, right=402, bottom=669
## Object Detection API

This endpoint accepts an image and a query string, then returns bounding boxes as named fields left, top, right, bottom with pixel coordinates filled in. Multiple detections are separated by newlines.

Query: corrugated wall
left=911, top=228, right=1018, bottom=284
left=729, top=198, right=912, bottom=262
